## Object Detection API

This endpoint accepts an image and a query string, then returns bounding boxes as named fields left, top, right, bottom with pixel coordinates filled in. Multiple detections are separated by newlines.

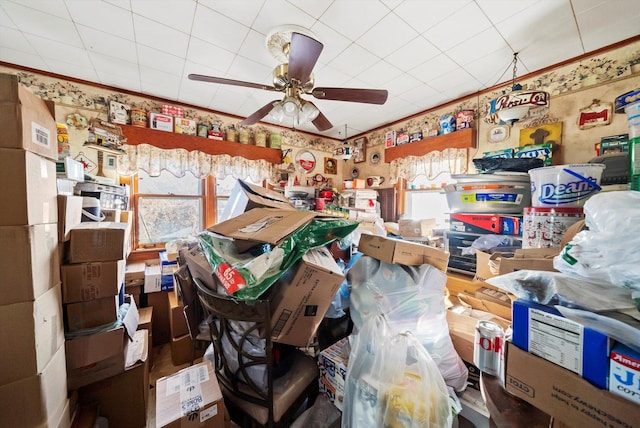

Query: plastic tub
left=529, top=164, right=605, bottom=207
left=444, top=173, right=531, bottom=214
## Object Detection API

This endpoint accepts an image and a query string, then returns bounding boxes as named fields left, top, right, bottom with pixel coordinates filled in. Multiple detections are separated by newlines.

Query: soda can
left=473, top=320, right=505, bottom=377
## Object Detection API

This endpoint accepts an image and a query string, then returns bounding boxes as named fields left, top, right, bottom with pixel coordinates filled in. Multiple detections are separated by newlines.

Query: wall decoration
left=295, top=150, right=316, bottom=174
left=66, top=112, right=88, bottom=129
left=519, top=122, right=563, bottom=146
left=577, top=99, right=613, bottom=129
left=324, top=157, right=337, bottom=175
left=353, top=137, right=367, bottom=163
left=105, top=155, right=117, bottom=170
left=370, top=151, right=381, bottom=164
left=488, top=125, right=510, bottom=143
left=73, top=151, right=97, bottom=173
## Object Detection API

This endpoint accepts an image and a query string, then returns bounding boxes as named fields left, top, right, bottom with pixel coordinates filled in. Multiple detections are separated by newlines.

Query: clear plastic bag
left=342, top=315, right=456, bottom=428
left=583, top=190, right=640, bottom=233
left=348, top=256, right=468, bottom=391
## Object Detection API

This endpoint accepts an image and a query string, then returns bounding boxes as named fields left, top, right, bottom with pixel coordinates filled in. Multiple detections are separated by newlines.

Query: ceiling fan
left=188, top=30, right=388, bottom=132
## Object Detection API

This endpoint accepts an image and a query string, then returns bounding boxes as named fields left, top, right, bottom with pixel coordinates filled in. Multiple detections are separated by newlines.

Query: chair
left=173, top=264, right=211, bottom=365
left=193, top=277, right=319, bottom=428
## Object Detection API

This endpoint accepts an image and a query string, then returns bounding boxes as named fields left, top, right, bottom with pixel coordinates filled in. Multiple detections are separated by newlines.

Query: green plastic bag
left=197, top=218, right=359, bottom=300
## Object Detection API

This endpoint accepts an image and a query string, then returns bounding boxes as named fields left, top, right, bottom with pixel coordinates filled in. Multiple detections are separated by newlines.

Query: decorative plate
left=295, top=150, right=316, bottom=174
left=370, top=151, right=381, bottom=164
left=488, top=125, right=509, bottom=143
left=351, top=167, right=360, bottom=179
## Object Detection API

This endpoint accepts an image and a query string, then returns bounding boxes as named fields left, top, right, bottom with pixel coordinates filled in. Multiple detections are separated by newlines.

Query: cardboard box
left=511, top=299, right=609, bottom=389
left=55, top=156, right=84, bottom=180
left=101, top=208, right=121, bottom=222
left=65, top=297, right=138, bottom=390
left=219, top=179, right=295, bottom=222
left=358, top=234, right=450, bottom=271
left=181, top=245, right=215, bottom=290
left=0, top=148, right=58, bottom=225
left=149, top=112, right=173, bottom=132
left=125, top=261, right=146, bottom=282
left=609, top=342, right=640, bottom=405
left=156, top=361, right=224, bottom=428
left=168, top=290, right=188, bottom=338
left=0, top=73, right=57, bottom=160
left=144, top=263, right=175, bottom=293
left=64, top=295, right=119, bottom=332
left=318, top=337, right=349, bottom=411
left=209, top=208, right=315, bottom=252
left=148, top=290, right=171, bottom=346
left=0, top=345, right=68, bottom=428
left=269, top=246, right=345, bottom=347
left=399, top=218, right=436, bottom=238
left=174, top=117, right=196, bottom=135
left=57, top=195, right=83, bottom=242
left=61, top=260, right=124, bottom=304
left=456, top=291, right=512, bottom=321
left=450, top=213, right=522, bottom=236
left=0, top=223, right=60, bottom=306
left=67, top=222, right=129, bottom=263
left=505, top=342, right=640, bottom=428
left=78, top=330, right=149, bottom=428
left=474, top=247, right=558, bottom=282
left=170, top=333, right=194, bottom=366
left=0, top=285, right=65, bottom=385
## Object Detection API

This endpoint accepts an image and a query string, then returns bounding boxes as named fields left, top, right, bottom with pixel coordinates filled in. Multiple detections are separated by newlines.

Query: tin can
left=522, top=206, right=584, bottom=248
left=456, top=109, right=474, bottom=130
left=130, top=108, right=147, bottom=127
left=473, top=320, right=504, bottom=376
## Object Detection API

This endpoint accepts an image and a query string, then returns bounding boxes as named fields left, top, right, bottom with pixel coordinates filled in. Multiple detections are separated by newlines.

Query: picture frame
left=353, top=137, right=367, bottom=163
left=324, top=157, right=337, bottom=175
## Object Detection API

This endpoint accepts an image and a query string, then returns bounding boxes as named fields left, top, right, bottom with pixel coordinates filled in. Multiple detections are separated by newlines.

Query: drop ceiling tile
left=383, top=72, right=423, bottom=96
left=330, top=43, right=381, bottom=78
left=434, top=71, right=482, bottom=97
left=191, top=4, right=250, bottom=53
left=358, top=59, right=404, bottom=87
left=211, top=85, right=258, bottom=115
left=287, top=0, right=331, bottom=19
left=575, top=1, right=640, bottom=52
left=96, top=69, right=141, bottom=92
left=446, top=27, right=509, bottom=66
left=408, top=53, right=458, bottom=82
left=0, top=6, right=17, bottom=28
left=186, top=37, right=235, bottom=73
left=26, top=33, right=94, bottom=68
left=2, top=2, right=82, bottom=47
left=356, top=12, right=419, bottom=58
left=250, top=0, right=317, bottom=37
left=177, top=77, right=215, bottom=106
left=78, top=25, right=138, bottom=62
left=42, top=59, right=99, bottom=83
left=140, top=66, right=181, bottom=92
left=133, top=15, right=190, bottom=56
left=19, top=0, right=70, bottom=20
left=313, top=63, right=354, bottom=87
left=475, top=0, right=540, bottom=25
left=225, top=55, right=273, bottom=85
left=393, top=0, right=468, bottom=33
left=0, top=46, right=48, bottom=70
left=571, top=0, right=608, bottom=14
left=103, top=0, right=131, bottom=11
left=141, top=79, right=179, bottom=100
left=131, top=0, right=196, bottom=34
left=0, top=26, right=35, bottom=52
left=67, top=1, right=134, bottom=40
left=238, top=29, right=278, bottom=68
left=197, top=0, right=264, bottom=28
left=384, top=36, right=440, bottom=71
left=423, top=2, right=492, bottom=52
left=320, top=1, right=390, bottom=40
left=309, top=21, right=352, bottom=65
left=462, top=45, right=516, bottom=87
left=89, top=51, right=139, bottom=78
left=137, top=45, right=184, bottom=75
left=398, top=82, right=440, bottom=105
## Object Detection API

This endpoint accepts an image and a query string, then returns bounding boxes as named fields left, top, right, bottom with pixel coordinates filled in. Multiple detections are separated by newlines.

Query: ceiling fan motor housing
left=273, top=63, right=314, bottom=91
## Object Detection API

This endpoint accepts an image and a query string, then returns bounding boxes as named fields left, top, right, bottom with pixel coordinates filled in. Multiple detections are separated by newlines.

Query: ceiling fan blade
left=240, top=101, right=278, bottom=126
left=287, top=32, right=323, bottom=84
left=311, top=87, right=388, bottom=104
left=188, top=74, right=277, bottom=92
left=311, top=111, right=333, bottom=132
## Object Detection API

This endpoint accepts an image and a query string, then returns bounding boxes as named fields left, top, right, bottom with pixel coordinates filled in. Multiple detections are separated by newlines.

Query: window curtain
left=116, top=143, right=273, bottom=182
left=389, top=148, right=468, bottom=183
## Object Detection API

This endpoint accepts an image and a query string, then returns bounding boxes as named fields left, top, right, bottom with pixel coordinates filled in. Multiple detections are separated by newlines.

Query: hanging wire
left=510, top=52, right=519, bottom=88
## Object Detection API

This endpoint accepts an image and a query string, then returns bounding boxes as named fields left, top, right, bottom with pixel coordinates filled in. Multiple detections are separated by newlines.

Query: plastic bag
left=583, top=190, right=640, bottom=233
left=486, top=270, right=636, bottom=312
left=197, top=218, right=359, bottom=300
left=348, top=256, right=468, bottom=391
left=473, top=157, right=543, bottom=173
left=459, top=234, right=522, bottom=256
left=553, top=229, right=640, bottom=290
left=342, top=315, right=457, bottom=428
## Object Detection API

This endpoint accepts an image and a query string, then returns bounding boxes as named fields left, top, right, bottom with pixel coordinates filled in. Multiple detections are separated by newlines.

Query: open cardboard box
left=219, top=179, right=295, bottom=222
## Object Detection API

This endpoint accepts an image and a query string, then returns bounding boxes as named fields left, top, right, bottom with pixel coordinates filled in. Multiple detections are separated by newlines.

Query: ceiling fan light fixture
left=269, top=103, right=284, bottom=122
left=282, top=96, right=299, bottom=117
left=299, top=101, right=320, bottom=122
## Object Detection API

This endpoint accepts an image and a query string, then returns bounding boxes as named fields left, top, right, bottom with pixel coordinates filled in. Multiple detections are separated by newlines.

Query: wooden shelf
left=120, top=124, right=283, bottom=164
left=384, top=128, right=477, bottom=163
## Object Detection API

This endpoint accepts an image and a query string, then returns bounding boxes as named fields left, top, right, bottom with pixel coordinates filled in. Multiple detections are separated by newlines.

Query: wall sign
left=577, top=99, right=612, bottom=129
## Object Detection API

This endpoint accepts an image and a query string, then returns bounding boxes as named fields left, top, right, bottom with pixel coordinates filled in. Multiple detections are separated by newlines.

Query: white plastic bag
left=342, top=315, right=456, bottom=428
left=348, top=256, right=468, bottom=391
left=583, top=190, right=640, bottom=233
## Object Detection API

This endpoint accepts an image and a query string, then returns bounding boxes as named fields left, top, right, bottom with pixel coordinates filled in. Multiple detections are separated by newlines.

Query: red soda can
left=473, top=320, right=505, bottom=376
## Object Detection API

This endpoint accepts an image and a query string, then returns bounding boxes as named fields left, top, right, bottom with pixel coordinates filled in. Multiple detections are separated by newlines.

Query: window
left=404, top=173, right=453, bottom=227
left=214, top=175, right=263, bottom=224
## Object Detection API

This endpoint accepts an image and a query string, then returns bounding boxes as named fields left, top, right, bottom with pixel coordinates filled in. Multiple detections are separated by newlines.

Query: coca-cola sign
left=495, top=90, right=549, bottom=111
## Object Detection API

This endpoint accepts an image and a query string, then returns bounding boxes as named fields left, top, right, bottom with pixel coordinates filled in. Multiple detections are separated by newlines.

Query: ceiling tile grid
left=0, top=0, right=638, bottom=139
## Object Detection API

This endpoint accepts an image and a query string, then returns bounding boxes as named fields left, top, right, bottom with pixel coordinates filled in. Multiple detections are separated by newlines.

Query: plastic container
left=625, top=102, right=640, bottom=190
left=81, top=196, right=105, bottom=222
left=522, top=206, right=584, bottom=249
left=444, top=173, right=531, bottom=214
left=529, top=164, right=605, bottom=207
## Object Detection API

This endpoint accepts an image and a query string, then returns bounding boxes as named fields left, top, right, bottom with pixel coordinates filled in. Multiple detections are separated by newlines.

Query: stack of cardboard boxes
left=0, top=73, right=70, bottom=427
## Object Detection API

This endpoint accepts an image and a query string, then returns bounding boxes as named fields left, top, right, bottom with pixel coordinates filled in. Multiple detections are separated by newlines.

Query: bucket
left=81, top=197, right=105, bottom=222
left=529, top=164, right=605, bottom=207
left=522, top=207, right=585, bottom=249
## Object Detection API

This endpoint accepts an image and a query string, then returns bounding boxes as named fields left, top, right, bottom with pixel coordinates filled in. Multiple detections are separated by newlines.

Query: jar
left=226, top=128, right=237, bottom=142
left=239, top=128, right=250, bottom=144
left=269, top=133, right=282, bottom=149
left=131, top=108, right=147, bottom=127
left=255, top=132, right=267, bottom=147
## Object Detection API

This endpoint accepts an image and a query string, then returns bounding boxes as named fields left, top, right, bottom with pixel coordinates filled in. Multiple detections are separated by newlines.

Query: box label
left=32, top=122, right=51, bottom=147
left=609, top=346, right=640, bottom=405
left=529, top=308, right=583, bottom=375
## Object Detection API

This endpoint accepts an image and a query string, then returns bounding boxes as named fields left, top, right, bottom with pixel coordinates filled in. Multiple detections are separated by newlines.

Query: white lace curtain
left=116, top=143, right=273, bottom=182
left=389, top=148, right=468, bottom=182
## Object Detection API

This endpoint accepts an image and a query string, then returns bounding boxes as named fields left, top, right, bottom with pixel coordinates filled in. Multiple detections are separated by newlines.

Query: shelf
left=120, top=124, right=283, bottom=164
left=384, top=128, right=477, bottom=163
